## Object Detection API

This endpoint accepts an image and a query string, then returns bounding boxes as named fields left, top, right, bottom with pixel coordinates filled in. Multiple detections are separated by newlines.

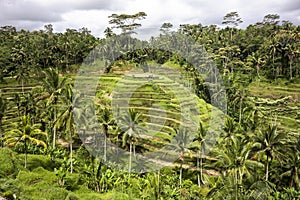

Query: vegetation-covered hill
left=0, top=11, right=300, bottom=200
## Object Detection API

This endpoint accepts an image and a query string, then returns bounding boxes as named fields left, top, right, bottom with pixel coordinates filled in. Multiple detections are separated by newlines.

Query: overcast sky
left=1, top=0, right=300, bottom=39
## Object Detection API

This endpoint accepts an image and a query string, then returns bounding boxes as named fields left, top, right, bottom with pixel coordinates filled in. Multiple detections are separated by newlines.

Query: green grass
left=248, top=79, right=300, bottom=133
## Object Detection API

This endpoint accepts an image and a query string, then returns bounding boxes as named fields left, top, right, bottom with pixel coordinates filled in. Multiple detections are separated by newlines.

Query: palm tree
left=193, top=122, right=207, bottom=187
left=118, top=108, right=144, bottom=175
left=173, top=128, right=191, bottom=187
left=280, top=137, right=300, bottom=189
left=0, top=96, right=8, bottom=147
left=55, top=85, right=83, bottom=173
left=97, top=107, right=115, bottom=162
left=3, top=115, right=47, bottom=168
left=15, top=65, right=30, bottom=94
left=41, top=67, right=68, bottom=149
left=213, top=136, right=263, bottom=200
left=252, top=124, right=286, bottom=181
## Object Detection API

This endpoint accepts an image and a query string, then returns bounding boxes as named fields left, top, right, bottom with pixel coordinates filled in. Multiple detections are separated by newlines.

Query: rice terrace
left=0, top=5, right=300, bottom=200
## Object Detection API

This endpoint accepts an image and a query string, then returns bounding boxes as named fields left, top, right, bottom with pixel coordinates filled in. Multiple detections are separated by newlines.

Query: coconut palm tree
left=173, top=128, right=191, bottom=187
left=252, top=124, right=286, bottom=181
left=55, top=85, right=84, bottom=173
left=118, top=108, right=144, bottom=175
left=0, top=96, right=8, bottom=147
left=3, top=115, right=47, bottom=168
left=41, top=67, right=69, bottom=149
left=280, top=137, right=300, bottom=189
left=193, top=122, right=207, bottom=187
left=213, top=136, right=263, bottom=200
left=97, top=107, right=115, bottom=162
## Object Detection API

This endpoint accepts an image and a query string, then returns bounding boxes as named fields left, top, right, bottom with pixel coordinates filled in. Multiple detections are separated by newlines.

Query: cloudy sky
left=1, top=0, right=300, bottom=39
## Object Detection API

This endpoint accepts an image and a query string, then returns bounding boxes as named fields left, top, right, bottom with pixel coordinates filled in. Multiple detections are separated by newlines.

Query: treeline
left=0, top=12, right=299, bottom=83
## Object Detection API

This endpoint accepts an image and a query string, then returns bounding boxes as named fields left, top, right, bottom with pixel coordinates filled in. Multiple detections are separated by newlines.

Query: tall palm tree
left=252, top=124, right=286, bottom=181
left=118, top=108, right=144, bottom=175
left=3, top=115, right=47, bottom=168
left=41, top=67, right=68, bottom=149
left=213, top=136, right=263, bottom=200
left=0, top=96, right=8, bottom=147
left=55, top=85, right=83, bottom=173
left=193, top=122, right=207, bottom=187
left=16, top=67, right=29, bottom=94
left=173, top=128, right=191, bottom=187
left=97, top=107, right=115, bottom=162
left=280, top=137, right=300, bottom=189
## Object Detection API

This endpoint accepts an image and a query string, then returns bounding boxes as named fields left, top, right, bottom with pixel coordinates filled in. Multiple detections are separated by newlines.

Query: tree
left=3, top=115, right=47, bottom=168
left=192, top=122, right=207, bottom=187
left=173, top=128, right=191, bottom=187
left=41, top=68, right=69, bottom=149
left=280, top=137, right=300, bottom=189
left=118, top=108, right=144, bottom=174
left=263, top=14, right=280, bottom=26
left=108, top=12, right=147, bottom=35
left=104, top=27, right=115, bottom=38
left=0, top=96, right=8, bottom=147
left=253, top=124, right=286, bottom=181
left=55, top=85, right=83, bottom=173
left=97, top=107, right=115, bottom=162
left=222, top=11, right=243, bottom=40
left=160, top=22, right=173, bottom=35
left=213, top=136, right=263, bottom=200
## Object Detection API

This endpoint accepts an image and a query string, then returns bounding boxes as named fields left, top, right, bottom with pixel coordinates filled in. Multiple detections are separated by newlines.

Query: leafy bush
left=15, top=167, right=70, bottom=199
left=18, top=154, right=55, bottom=171
left=0, top=178, right=19, bottom=198
left=17, top=167, right=57, bottom=186
left=0, top=148, right=20, bottom=178
left=270, top=188, right=300, bottom=200
left=64, top=173, right=80, bottom=191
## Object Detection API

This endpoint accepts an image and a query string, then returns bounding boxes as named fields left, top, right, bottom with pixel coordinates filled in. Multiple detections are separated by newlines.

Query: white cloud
left=0, top=0, right=299, bottom=38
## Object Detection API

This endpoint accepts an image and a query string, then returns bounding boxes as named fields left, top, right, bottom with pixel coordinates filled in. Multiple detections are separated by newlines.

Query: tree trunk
left=21, top=79, right=24, bottom=95
left=238, top=91, right=243, bottom=124
left=129, top=139, right=132, bottom=175
left=197, top=154, right=200, bottom=187
left=200, top=151, right=204, bottom=185
left=289, top=54, right=293, bottom=80
left=70, top=131, right=73, bottom=173
left=0, top=120, right=2, bottom=147
left=53, top=110, right=57, bottom=149
left=24, top=140, right=27, bottom=168
left=265, top=155, right=269, bottom=181
left=256, top=64, right=261, bottom=80
left=180, top=162, right=183, bottom=187
left=235, top=170, right=238, bottom=200
left=104, top=135, right=107, bottom=162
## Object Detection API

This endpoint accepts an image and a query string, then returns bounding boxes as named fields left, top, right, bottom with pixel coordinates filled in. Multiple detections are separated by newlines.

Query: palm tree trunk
left=24, top=140, right=27, bottom=168
left=289, top=55, right=293, bottom=80
left=53, top=110, right=57, bottom=149
left=266, top=155, right=269, bottom=181
left=235, top=171, right=238, bottom=200
left=70, top=131, right=73, bottom=173
left=0, top=120, right=3, bottom=147
left=238, top=91, right=243, bottom=124
left=129, top=139, right=132, bottom=175
left=256, top=64, right=261, bottom=80
left=180, top=162, right=183, bottom=187
left=200, top=151, right=204, bottom=186
left=104, top=135, right=107, bottom=162
left=197, top=155, right=200, bottom=187
left=21, top=79, right=24, bottom=95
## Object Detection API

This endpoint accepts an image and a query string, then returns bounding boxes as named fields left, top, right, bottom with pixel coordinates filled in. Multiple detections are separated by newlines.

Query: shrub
left=18, top=154, right=55, bottom=171
left=17, top=167, right=57, bottom=186
left=0, top=148, right=20, bottom=178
